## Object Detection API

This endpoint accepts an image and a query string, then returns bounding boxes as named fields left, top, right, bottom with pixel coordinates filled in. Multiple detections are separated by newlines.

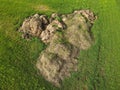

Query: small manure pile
left=19, top=10, right=97, bottom=87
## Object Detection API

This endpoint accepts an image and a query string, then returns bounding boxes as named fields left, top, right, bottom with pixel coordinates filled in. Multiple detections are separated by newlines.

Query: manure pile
left=19, top=10, right=97, bottom=87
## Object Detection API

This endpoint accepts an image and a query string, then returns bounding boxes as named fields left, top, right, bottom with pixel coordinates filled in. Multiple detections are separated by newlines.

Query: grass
left=0, top=0, right=120, bottom=90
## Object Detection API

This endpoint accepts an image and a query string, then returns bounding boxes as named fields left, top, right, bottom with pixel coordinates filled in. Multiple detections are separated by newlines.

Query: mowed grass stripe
left=99, top=0, right=120, bottom=89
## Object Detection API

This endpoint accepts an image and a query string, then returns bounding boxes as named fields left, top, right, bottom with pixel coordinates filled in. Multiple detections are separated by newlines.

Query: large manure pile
left=19, top=10, right=97, bottom=87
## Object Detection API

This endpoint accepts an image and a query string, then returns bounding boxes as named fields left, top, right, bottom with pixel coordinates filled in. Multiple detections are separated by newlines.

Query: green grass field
left=0, top=0, right=120, bottom=90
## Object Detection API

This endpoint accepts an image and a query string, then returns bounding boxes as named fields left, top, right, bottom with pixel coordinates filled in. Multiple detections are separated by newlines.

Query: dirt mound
left=19, top=10, right=97, bottom=87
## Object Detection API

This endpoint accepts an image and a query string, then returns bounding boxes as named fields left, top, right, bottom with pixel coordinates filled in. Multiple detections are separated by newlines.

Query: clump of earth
left=19, top=10, right=97, bottom=87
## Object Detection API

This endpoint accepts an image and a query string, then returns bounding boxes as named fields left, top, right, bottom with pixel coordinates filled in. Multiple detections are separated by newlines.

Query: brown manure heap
left=19, top=10, right=97, bottom=87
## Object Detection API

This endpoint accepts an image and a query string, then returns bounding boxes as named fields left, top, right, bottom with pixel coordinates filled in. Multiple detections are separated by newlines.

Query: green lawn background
left=0, top=0, right=120, bottom=90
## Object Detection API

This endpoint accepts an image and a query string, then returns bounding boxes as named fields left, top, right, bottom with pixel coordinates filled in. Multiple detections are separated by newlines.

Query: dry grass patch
left=32, top=4, right=55, bottom=12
